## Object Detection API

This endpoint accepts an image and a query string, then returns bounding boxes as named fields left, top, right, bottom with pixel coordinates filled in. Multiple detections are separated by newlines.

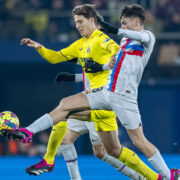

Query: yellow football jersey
left=37, top=29, right=120, bottom=89
left=37, top=29, right=119, bottom=132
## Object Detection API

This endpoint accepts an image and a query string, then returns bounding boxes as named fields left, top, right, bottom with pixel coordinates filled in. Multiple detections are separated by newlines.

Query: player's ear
left=90, top=17, right=95, bottom=24
left=134, top=18, right=140, bottom=27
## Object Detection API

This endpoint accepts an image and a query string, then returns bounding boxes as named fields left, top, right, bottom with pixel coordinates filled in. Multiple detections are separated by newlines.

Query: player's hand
left=109, top=55, right=116, bottom=69
left=84, top=60, right=103, bottom=73
left=20, top=38, right=42, bottom=50
left=55, top=72, right=75, bottom=83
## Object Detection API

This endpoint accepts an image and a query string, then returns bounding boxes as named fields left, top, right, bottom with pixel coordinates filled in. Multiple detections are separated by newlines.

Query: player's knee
left=58, top=98, right=68, bottom=110
left=92, top=145, right=106, bottom=159
left=61, top=137, right=71, bottom=145
left=61, top=133, right=74, bottom=145
left=106, top=148, right=120, bottom=158
left=94, top=151, right=104, bottom=159
left=93, top=148, right=105, bottom=159
left=132, top=137, right=147, bottom=150
left=59, top=96, right=73, bottom=110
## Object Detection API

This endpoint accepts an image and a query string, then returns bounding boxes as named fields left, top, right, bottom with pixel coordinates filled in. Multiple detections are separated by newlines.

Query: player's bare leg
left=1, top=92, right=159, bottom=179
left=70, top=113, right=147, bottom=179
left=127, top=126, right=171, bottom=179
left=97, top=130, right=159, bottom=180
left=50, top=93, right=91, bottom=124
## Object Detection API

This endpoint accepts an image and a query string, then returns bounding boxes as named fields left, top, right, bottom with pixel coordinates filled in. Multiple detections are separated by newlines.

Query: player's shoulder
left=142, top=30, right=155, bottom=40
left=95, top=29, right=113, bottom=42
left=72, top=37, right=84, bottom=44
left=67, top=37, right=84, bottom=49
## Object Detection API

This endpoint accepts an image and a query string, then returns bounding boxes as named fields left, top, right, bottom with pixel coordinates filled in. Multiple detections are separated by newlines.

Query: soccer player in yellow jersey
left=2, top=4, right=163, bottom=180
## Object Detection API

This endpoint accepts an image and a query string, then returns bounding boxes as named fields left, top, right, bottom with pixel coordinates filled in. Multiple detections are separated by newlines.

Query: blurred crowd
left=0, top=0, right=179, bottom=42
left=0, top=0, right=179, bottom=66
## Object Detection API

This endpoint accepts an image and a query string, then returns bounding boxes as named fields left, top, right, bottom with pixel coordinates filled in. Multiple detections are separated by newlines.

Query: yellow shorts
left=90, top=110, right=118, bottom=132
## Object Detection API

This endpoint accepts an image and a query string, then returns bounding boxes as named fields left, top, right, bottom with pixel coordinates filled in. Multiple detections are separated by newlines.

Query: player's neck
left=85, top=27, right=97, bottom=39
left=135, top=25, right=144, bottom=32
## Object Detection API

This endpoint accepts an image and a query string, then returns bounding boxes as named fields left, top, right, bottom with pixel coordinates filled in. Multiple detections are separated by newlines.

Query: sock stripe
left=66, top=158, right=77, bottom=163
left=118, top=165, right=126, bottom=172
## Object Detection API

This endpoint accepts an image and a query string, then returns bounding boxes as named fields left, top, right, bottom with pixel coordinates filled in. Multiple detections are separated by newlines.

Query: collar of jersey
left=83, top=29, right=101, bottom=40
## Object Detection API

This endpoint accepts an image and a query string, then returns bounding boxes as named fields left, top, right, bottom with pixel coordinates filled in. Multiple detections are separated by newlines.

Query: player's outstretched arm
left=21, top=38, right=42, bottom=50
left=21, top=38, right=71, bottom=64
left=97, top=16, right=152, bottom=43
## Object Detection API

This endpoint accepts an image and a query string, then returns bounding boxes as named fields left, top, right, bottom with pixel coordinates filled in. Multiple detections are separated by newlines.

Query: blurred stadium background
left=0, top=0, right=180, bottom=179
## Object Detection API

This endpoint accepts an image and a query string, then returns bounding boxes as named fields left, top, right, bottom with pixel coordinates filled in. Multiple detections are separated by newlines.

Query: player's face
left=120, top=16, right=136, bottom=30
left=74, top=15, right=94, bottom=37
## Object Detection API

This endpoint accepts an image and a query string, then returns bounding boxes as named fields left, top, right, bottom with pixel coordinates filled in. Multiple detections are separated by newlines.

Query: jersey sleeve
left=100, top=34, right=120, bottom=56
left=60, top=40, right=80, bottom=61
left=117, top=29, right=153, bottom=44
left=37, top=40, right=80, bottom=64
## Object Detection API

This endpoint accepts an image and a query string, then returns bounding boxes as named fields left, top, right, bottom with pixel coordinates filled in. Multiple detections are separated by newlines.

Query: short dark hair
left=72, top=4, right=99, bottom=24
left=120, top=4, right=145, bottom=24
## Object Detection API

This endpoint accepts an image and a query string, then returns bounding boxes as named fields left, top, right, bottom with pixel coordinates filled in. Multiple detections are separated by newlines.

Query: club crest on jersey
left=103, top=38, right=110, bottom=44
left=87, top=47, right=91, bottom=53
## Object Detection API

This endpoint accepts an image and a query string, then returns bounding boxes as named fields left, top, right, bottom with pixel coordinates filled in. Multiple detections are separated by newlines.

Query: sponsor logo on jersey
left=121, top=48, right=134, bottom=53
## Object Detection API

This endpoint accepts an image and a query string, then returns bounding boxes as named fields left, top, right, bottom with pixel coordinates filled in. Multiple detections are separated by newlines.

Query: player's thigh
left=97, top=130, right=121, bottom=157
left=68, top=110, right=91, bottom=121
left=59, top=93, right=90, bottom=111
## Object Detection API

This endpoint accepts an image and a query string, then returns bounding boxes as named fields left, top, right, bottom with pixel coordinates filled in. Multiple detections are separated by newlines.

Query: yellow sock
left=118, top=147, right=159, bottom=180
left=44, top=121, right=67, bottom=164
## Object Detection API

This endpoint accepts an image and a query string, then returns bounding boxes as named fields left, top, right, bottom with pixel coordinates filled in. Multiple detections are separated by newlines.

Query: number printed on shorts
left=86, top=87, right=103, bottom=94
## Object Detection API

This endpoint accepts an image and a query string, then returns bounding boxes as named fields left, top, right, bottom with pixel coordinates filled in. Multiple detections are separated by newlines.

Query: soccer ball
left=0, top=111, right=19, bottom=131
